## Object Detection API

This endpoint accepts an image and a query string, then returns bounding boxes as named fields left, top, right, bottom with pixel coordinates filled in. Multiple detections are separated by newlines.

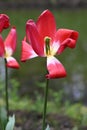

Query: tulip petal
left=46, top=56, right=66, bottom=79
left=0, top=35, right=5, bottom=57
left=26, top=20, right=44, bottom=56
left=36, top=9, right=56, bottom=40
left=6, top=57, right=19, bottom=69
left=4, top=27, right=17, bottom=54
left=0, top=14, right=10, bottom=32
left=55, top=29, right=79, bottom=43
left=21, top=39, right=37, bottom=62
left=58, top=38, right=77, bottom=54
left=55, top=29, right=79, bottom=54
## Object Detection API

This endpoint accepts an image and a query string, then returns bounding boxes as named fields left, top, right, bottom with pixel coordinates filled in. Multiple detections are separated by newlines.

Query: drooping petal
left=55, top=29, right=79, bottom=43
left=58, top=38, right=77, bottom=54
left=0, top=35, right=5, bottom=57
left=54, top=29, right=79, bottom=54
left=6, top=57, right=19, bottom=69
left=46, top=56, right=67, bottom=79
left=21, top=39, right=37, bottom=62
left=0, top=14, right=10, bottom=32
left=4, top=27, right=17, bottom=54
left=26, top=20, right=44, bottom=56
left=36, top=9, right=56, bottom=40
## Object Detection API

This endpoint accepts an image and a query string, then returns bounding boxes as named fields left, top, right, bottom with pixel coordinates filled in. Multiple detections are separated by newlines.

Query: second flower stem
left=42, top=79, right=49, bottom=130
left=4, top=59, right=9, bottom=120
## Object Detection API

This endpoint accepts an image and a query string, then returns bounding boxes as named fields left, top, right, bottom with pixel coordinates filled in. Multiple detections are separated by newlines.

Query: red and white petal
left=58, top=38, right=77, bottom=54
left=51, top=41, right=60, bottom=55
left=0, top=14, right=10, bottom=32
left=0, top=35, right=5, bottom=57
left=26, top=20, right=44, bottom=56
left=21, top=39, right=37, bottom=62
left=6, top=57, right=19, bottom=69
left=55, top=29, right=79, bottom=54
left=55, top=29, right=79, bottom=43
left=36, top=10, right=56, bottom=41
left=46, top=56, right=66, bottom=79
left=4, top=27, right=17, bottom=54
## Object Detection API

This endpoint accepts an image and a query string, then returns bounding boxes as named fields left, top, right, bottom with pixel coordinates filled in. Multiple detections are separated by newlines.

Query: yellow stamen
left=44, top=36, right=51, bottom=56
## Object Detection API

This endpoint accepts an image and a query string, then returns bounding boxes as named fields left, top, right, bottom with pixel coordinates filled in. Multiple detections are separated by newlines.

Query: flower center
left=44, top=36, right=51, bottom=56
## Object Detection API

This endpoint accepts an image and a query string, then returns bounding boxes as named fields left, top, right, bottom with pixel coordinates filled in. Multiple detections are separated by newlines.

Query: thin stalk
left=4, top=59, right=9, bottom=120
left=42, top=79, right=49, bottom=130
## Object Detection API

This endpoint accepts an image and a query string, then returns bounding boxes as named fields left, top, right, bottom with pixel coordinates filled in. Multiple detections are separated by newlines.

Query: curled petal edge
left=55, top=29, right=79, bottom=43
left=58, top=38, right=77, bottom=54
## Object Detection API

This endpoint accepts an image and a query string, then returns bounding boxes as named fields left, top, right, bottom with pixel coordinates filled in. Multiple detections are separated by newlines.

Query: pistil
left=44, top=36, right=51, bottom=56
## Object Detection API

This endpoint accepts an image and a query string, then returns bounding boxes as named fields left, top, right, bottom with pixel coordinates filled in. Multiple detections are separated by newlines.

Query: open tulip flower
left=0, top=14, right=10, bottom=33
left=21, top=9, right=79, bottom=79
left=0, top=27, right=19, bottom=68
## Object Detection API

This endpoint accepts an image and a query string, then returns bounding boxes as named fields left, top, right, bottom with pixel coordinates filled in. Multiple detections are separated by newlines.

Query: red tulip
left=0, top=27, right=19, bottom=68
left=21, top=10, right=79, bottom=79
left=0, top=14, right=10, bottom=33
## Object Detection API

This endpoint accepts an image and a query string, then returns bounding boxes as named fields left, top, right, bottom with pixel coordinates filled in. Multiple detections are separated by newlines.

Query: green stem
left=4, top=59, right=9, bottom=120
left=42, top=79, right=49, bottom=130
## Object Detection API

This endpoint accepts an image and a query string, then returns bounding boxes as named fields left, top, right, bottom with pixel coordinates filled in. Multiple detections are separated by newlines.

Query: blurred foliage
left=0, top=78, right=87, bottom=130
left=0, top=107, right=7, bottom=130
left=1, top=79, right=87, bottom=128
left=1, top=0, right=87, bottom=7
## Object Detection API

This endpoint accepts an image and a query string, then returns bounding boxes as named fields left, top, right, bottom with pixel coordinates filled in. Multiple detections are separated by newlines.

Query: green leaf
left=5, top=115, right=15, bottom=130
left=45, top=125, right=50, bottom=130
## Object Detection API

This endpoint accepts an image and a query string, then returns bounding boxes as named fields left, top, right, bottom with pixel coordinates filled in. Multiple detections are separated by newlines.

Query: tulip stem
left=4, top=59, right=9, bottom=121
left=42, top=78, right=49, bottom=130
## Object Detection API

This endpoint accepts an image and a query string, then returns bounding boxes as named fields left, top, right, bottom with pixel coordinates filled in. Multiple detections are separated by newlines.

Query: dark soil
left=10, top=110, right=79, bottom=130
